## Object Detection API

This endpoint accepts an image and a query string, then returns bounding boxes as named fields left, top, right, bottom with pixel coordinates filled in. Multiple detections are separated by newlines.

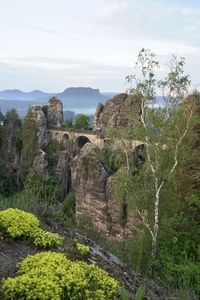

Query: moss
left=2, top=252, right=119, bottom=299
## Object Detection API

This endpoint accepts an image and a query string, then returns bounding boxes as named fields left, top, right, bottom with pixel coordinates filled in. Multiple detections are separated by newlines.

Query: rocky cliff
left=43, top=96, right=63, bottom=127
left=93, top=93, right=141, bottom=131
left=0, top=111, right=22, bottom=171
left=71, top=142, right=135, bottom=239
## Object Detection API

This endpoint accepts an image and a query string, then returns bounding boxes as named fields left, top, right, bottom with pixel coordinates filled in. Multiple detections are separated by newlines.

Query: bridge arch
left=63, top=133, right=69, bottom=143
left=75, top=136, right=91, bottom=148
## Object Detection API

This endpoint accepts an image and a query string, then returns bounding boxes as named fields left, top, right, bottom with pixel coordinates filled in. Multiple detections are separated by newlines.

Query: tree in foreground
left=107, top=49, right=197, bottom=262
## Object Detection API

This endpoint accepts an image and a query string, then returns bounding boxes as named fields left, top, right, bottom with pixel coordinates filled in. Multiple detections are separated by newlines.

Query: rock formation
left=56, top=151, right=70, bottom=199
left=0, top=111, right=22, bottom=170
left=71, top=142, right=135, bottom=239
left=93, top=93, right=141, bottom=131
left=44, top=97, right=63, bottom=127
left=27, top=105, right=47, bottom=149
left=31, top=150, right=48, bottom=174
left=71, top=143, right=110, bottom=233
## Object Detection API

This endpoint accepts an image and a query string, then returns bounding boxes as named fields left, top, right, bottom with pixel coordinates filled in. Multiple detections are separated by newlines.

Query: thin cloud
left=10, top=21, right=78, bottom=39
left=97, top=0, right=128, bottom=17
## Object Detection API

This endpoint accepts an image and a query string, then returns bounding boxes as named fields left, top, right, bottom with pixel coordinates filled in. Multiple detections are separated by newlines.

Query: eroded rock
left=93, top=93, right=141, bottom=131
left=71, top=143, right=110, bottom=233
left=45, top=97, right=63, bottom=127
left=56, top=151, right=70, bottom=199
left=31, top=150, right=48, bottom=174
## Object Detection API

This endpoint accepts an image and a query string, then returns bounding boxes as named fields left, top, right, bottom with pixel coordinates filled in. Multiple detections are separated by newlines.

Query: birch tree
left=125, top=49, right=193, bottom=259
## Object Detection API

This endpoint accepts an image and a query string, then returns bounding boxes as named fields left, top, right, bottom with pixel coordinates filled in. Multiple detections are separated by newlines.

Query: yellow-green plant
left=0, top=208, right=39, bottom=238
left=2, top=252, right=119, bottom=300
left=76, top=242, right=90, bottom=254
left=32, top=229, right=63, bottom=248
left=0, top=208, right=63, bottom=248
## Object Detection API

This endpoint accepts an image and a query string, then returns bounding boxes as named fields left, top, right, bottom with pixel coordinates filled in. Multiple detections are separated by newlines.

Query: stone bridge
left=46, top=127, right=145, bottom=151
left=46, top=127, right=105, bottom=149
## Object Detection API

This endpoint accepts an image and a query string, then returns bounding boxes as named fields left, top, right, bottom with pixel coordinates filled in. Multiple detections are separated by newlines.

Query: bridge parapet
left=46, top=128, right=104, bottom=149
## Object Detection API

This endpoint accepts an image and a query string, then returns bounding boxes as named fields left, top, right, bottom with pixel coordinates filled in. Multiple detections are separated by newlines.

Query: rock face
left=31, top=150, right=48, bottom=174
left=56, top=151, right=70, bottom=199
left=93, top=93, right=141, bottom=131
left=71, top=143, right=110, bottom=233
left=71, top=143, right=135, bottom=238
left=45, top=97, right=63, bottom=127
left=28, top=105, right=47, bottom=149
left=0, top=115, right=21, bottom=170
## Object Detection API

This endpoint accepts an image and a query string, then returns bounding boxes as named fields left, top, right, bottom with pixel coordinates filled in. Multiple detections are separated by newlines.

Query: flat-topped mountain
left=0, top=87, right=103, bottom=100
left=59, top=87, right=101, bottom=97
left=0, top=87, right=108, bottom=116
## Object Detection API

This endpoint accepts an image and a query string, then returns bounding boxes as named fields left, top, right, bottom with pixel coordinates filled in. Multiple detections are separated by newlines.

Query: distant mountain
left=0, top=87, right=109, bottom=116
left=63, top=110, right=75, bottom=121
left=59, top=87, right=101, bottom=97
left=0, top=87, right=104, bottom=100
left=0, top=89, right=53, bottom=100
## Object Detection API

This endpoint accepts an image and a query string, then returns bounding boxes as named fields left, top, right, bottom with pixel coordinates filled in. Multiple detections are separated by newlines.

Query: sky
left=0, top=0, right=200, bottom=92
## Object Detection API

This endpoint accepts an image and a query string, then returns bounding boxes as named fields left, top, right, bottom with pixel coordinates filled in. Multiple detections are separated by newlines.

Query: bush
left=25, top=173, right=62, bottom=204
left=0, top=208, right=63, bottom=248
left=76, top=242, right=90, bottom=255
left=0, top=208, right=39, bottom=238
left=2, top=252, right=120, bottom=300
left=32, top=229, right=63, bottom=248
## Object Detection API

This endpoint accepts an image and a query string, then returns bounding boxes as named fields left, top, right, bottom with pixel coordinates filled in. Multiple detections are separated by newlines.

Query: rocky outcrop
left=71, top=143, right=110, bottom=233
left=31, top=150, right=48, bottom=174
left=27, top=105, right=47, bottom=149
left=44, top=97, right=63, bottom=127
left=71, top=143, right=135, bottom=239
left=0, top=114, right=21, bottom=170
left=93, top=93, right=141, bottom=131
left=56, top=151, right=70, bottom=199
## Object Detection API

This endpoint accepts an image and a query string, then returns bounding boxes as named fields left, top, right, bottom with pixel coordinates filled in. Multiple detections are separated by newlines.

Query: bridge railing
left=47, top=126, right=104, bottom=138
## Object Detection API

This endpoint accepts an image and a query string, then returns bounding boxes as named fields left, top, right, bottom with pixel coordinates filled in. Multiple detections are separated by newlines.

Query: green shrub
left=32, top=229, right=63, bottom=248
left=25, top=173, right=62, bottom=204
left=0, top=208, right=39, bottom=238
left=2, top=251, right=120, bottom=300
left=0, top=208, right=63, bottom=248
left=76, top=242, right=90, bottom=255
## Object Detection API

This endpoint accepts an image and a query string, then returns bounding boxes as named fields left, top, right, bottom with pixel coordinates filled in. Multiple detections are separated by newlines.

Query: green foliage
left=46, top=140, right=65, bottom=176
left=32, top=229, right=63, bottom=248
left=21, top=111, right=38, bottom=174
left=73, top=114, right=90, bottom=129
left=25, top=173, right=62, bottom=204
left=0, top=208, right=39, bottom=238
left=76, top=242, right=90, bottom=255
left=116, top=287, right=129, bottom=300
left=98, top=147, right=126, bottom=172
left=2, top=251, right=120, bottom=300
left=63, top=119, right=73, bottom=128
left=0, top=166, right=20, bottom=197
left=61, top=190, right=76, bottom=219
left=0, top=208, right=63, bottom=248
left=153, top=191, right=200, bottom=295
left=135, top=286, right=145, bottom=300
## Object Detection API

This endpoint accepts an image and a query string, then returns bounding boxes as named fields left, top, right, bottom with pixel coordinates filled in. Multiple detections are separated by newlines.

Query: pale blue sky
left=0, top=0, right=200, bottom=92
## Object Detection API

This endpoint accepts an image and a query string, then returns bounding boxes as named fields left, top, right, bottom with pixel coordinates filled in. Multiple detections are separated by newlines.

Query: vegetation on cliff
left=0, top=49, right=199, bottom=299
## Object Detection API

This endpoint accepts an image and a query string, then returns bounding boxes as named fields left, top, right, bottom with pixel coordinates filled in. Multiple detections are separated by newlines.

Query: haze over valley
left=0, top=87, right=115, bottom=117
